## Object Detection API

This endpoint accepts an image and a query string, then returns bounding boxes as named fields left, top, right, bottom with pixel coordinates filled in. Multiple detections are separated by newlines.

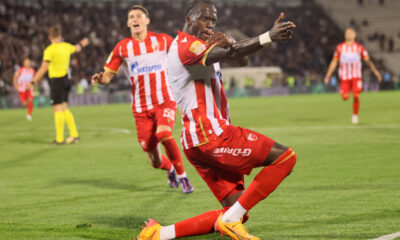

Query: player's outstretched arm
left=91, top=70, right=115, bottom=85
left=364, top=59, right=382, bottom=82
left=324, top=59, right=338, bottom=84
left=12, top=70, right=20, bottom=90
left=204, top=13, right=295, bottom=66
left=74, top=38, right=90, bottom=53
left=33, top=61, right=49, bottom=85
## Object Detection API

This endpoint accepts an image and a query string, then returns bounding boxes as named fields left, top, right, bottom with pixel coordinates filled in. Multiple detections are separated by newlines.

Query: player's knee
left=155, top=130, right=172, bottom=143
left=268, top=146, right=297, bottom=175
left=146, top=150, right=162, bottom=168
left=342, top=94, right=349, bottom=101
left=265, top=142, right=288, bottom=165
left=150, top=160, right=161, bottom=169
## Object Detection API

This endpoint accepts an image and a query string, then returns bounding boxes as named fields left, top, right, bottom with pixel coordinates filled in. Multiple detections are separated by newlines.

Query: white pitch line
left=371, top=231, right=400, bottom=240
left=251, top=124, right=400, bottom=132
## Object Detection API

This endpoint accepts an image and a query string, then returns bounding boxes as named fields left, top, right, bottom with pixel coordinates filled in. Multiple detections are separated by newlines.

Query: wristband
left=259, top=31, right=272, bottom=47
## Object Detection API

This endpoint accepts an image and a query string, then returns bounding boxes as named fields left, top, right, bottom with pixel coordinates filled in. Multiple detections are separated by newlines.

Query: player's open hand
left=324, top=76, right=330, bottom=85
left=206, top=31, right=235, bottom=49
left=375, top=71, right=382, bottom=83
left=269, top=13, right=296, bottom=42
left=80, top=38, right=90, bottom=47
left=91, top=72, right=103, bottom=85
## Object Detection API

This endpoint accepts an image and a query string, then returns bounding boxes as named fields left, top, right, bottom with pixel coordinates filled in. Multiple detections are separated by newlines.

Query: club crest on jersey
left=213, top=147, right=252, bottom=157
left=189, top=40, right=206, bottom=55
left=152, top=42, right=160, bottom=51
left=246, top=133, right=258, bottom=141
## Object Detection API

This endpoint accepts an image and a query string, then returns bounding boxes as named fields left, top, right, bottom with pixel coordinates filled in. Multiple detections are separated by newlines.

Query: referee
left=33, top=27, right=89, bottom=145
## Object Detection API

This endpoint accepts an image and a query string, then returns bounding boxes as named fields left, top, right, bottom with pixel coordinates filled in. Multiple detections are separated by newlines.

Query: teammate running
left=33, top=27, right=89, bottom=144
left=324, top=28, right=382, bottom=124
left=135, top=0, right=296, bottom=239
left=13, top=57, right=35, bottom=121
left=91, top=5, right=194, bottom=194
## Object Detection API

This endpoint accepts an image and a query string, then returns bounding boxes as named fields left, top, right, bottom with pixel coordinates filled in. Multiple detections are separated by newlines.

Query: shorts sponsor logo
left=213, top=147, right=252, bottom=157
left=246, top=133, right=258, bottom=141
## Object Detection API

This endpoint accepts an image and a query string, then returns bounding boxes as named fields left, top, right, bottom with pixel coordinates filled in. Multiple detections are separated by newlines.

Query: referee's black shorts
left=48, top=75, right=71, bottom=105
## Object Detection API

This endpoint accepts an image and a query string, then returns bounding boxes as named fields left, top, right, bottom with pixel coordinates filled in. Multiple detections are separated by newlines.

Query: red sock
left=28, top=100, right=33, bottom=115
left=238, top=148, right=297, bottom=210
left=158, top=155, right=172, bottom=171
left=175, top=209, right=224, bottom=238
left=157, top=131, right=185, bottom=175
left=353, top=96, right=360, bottom=115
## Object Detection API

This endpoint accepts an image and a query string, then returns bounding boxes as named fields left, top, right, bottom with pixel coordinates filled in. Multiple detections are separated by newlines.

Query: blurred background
left=0, top=0, right=399, bottom=109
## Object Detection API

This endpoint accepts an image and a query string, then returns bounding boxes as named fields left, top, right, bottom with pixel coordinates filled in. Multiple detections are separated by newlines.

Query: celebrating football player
left=135, top=0, right=297, bottom=239
left=91, top=5, right=194, bottom=194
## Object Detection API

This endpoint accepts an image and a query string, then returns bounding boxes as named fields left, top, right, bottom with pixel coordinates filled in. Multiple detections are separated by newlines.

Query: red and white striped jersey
left=333, top=42, right=369, bottom=81
left=17, top=67, right=35, bottom=92
left=168, top=31, right=230, bottom=149
left=104, top=31, right=175, bottom=113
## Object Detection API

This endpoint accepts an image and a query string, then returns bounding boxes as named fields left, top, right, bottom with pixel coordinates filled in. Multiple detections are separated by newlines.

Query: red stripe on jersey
left=121, top=40, right=128, bottom=58
left=138, top=75, right=147, bottom=112
left=130, top=77, right=136, bottom=112
left=182, top=114, right=194, bottom=147
left=149, top=73, right=158, bottom=105
left=158, top=35, right=166, bottom=52
left=191, top=108, right=208, bottom=145
left=160, top=71, right=170, bottom=102
left=145, top=40, right=154, bottom=54
left=219, top=81, right=228, bottom=121
left=133, top=40, right=141, bottom=56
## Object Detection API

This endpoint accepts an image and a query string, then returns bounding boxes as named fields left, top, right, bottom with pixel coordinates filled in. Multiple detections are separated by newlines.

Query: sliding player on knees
left=91, top=5, right=193, bottom=193
left=135, top=0, right=296, bottom=239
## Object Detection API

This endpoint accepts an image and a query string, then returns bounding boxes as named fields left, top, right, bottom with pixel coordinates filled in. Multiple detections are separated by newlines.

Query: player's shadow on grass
left=87, top=214, right=146, bottom=229
left=0, top=148, right=51, bottom=170
left=53, top=178, right=147, bottom=192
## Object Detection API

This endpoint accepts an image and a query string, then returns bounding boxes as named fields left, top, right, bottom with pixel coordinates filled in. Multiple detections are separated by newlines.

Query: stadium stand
left=0, top=0, right=397, bottom=107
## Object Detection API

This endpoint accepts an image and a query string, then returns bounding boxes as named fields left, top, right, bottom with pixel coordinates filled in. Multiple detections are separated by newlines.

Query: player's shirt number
left=163, top=108, right=175, bottom=121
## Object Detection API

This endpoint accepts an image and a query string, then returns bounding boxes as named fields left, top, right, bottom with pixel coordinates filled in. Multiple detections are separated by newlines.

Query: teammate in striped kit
left=135, top=0, right=296, bottom=239
left=91, top=5, right=193, bottom=194
left=324, top=28, right=382, bottom=124
left=13, top=58, right=35, bottom=121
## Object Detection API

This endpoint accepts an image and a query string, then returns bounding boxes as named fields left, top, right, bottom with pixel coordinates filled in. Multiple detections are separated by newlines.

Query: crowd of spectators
left=0, top=0, right=388, bottom=97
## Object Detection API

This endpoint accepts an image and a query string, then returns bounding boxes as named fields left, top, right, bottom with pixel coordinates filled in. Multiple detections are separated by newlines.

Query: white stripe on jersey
left=144, top=74, right=154, bottom=110
left=204, top=80, right=223, bottom=136
left=139, top=42, right=147, bottom=55
left=155, top=71, right=164, bottom=104
left=133, top=75, right=142, bottom=112
left=127, top=40, right=142, bottom=113
left=187, top=110, right=199, bottom=146
left=181, top=126, right=189, bottom=149
left=166, top=77, right=175, bottom=102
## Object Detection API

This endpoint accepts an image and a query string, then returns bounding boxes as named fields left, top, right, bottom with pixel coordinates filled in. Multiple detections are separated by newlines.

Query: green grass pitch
left=0, top=91, right=399, bottom=240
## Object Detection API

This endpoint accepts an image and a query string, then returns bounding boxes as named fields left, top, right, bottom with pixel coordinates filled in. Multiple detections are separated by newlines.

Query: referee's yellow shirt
left=43, top=42, right=75, bottom=78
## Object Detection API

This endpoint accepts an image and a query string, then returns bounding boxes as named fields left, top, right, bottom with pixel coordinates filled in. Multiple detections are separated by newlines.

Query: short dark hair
left=49, top=27, right=61, bottom=39
left=128, top=5, right=149, bottom=18
left=185, top=0, right=214, bottom=17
